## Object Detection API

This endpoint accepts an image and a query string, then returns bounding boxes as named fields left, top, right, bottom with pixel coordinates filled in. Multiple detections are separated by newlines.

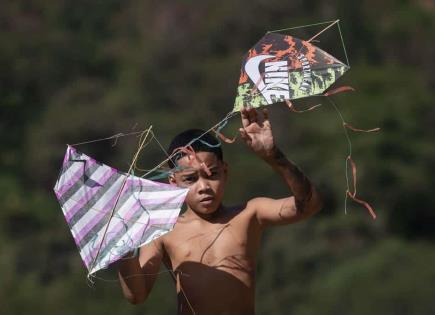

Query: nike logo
left=245, top=54, right=290, bottom=104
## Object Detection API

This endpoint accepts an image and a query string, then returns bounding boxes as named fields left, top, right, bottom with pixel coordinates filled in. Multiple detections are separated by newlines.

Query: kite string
left=337, top=21, right=350, bottom=67
left=267, top=19, right=340, bottom=33
left=151, top=130, right=176, bottom=163
left=130, top=131, right=168, bottom=174
left=162, top=260, right=196, bottom=315
left=69, top=130, right=149, bottom=147
left=132, top=130, right=181, bottom=176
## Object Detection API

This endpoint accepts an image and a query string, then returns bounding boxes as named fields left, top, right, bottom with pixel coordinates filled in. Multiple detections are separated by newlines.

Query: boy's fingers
left=256, top=107, right=267, bottom=125
left=262, top=108, right=269, bottom=121
left=239, top=128, right=247, bottom=138
left=241, top=107, right=250, bottom=128
left=247, top=107, right=258, bottom=123
left=239, top=128, right=251, bottom=143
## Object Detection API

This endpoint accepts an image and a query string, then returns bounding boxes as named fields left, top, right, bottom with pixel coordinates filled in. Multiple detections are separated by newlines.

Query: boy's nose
left=197, top=178, right=211, bottom=192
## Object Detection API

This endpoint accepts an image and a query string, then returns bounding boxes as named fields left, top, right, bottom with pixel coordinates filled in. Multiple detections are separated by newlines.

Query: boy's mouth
left=199, top=196, right=214, bottom=205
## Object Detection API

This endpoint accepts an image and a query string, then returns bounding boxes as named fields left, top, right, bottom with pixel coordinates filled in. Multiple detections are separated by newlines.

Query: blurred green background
left=1, top=1, right=435, bottom=314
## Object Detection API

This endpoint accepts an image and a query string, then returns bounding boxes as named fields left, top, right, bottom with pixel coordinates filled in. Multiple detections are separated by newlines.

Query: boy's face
left=169, top=151, right=228, bottom=216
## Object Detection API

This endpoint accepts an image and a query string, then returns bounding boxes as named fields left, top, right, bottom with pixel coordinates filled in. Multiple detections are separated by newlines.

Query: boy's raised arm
left=239, top=106, right=322, bottom=226
left=118, top=239, right=164, bottom=304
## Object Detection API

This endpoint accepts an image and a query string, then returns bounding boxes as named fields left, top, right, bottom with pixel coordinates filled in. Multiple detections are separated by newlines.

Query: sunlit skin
left=118, top=106, right=323, bottom=314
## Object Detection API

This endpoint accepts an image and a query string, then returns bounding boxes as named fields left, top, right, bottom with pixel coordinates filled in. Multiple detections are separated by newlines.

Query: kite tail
left=285, top=99, right=322, bottom=113
left=323, top=96, right=379, bottom=220
left=214, top=131, right=237, bottom=144
left=324, top=86, right=381, bottom=133
left=271, top=88, right=380, bottom=219
left=345, top=155, right=377, bottom=219
left=344, top=123, right=381, bottom=133
left=282, top=84, right=379, bottom=219
left=323, top=86, right=355, bottom=96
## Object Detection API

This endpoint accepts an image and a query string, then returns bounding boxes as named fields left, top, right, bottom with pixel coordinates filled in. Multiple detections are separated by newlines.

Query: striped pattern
left=54, top=146, right=188, bottom=274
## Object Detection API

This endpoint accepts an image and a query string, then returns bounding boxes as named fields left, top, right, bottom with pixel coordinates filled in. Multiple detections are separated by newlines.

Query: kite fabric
left=234, top=32, right=349, bottom=111
left=54, top=146, right=188, bottom=274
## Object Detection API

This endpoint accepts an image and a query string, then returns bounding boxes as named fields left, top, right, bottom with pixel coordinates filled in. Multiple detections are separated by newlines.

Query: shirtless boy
left=118, top=107, right=322, bottom=314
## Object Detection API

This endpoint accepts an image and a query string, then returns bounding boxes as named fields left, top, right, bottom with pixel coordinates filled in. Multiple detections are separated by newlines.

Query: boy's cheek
left=185, top=188, right=196, bottom=200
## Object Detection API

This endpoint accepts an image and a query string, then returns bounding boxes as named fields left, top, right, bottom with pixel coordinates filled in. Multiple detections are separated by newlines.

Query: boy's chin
left=193, top=203, right=221, bottom=216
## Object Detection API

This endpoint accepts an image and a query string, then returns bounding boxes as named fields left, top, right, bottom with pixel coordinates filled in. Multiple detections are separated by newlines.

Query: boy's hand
left=239, top=106, right=275, bottom=160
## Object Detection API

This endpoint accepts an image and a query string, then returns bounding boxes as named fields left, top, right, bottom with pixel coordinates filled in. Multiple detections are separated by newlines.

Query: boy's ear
left=168, top=173, right=177, bottom=185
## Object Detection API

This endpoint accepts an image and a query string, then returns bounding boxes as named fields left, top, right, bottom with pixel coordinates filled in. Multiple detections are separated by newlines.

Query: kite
left=229, top=20, right=378, bottom=218
left=233, top=31, right=349, bottom=111
left=54, top=145, right=188, bottom=275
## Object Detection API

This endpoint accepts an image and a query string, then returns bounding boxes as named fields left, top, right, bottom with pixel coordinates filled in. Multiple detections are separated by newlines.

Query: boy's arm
left=118, top=238, right=164, bottom=304
left=239, top=106, right=322, bottom=226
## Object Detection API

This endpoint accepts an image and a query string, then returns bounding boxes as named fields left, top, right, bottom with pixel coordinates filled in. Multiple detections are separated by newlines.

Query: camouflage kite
left=234, top=32, right=349, bottom=111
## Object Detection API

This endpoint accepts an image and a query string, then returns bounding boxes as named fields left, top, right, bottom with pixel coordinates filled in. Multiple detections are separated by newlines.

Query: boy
left=118, top=107, right=322, bottom=314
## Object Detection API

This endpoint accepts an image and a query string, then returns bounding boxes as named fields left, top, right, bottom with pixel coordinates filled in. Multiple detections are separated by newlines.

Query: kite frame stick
left=306, top=19, right=339, bottom=43
left=269, top=19, right=350, bottom=66
left=87, top=126, right=153, bottom=276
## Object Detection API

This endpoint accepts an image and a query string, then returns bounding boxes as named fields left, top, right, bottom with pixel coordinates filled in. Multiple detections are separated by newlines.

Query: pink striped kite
left=54, top=146, right=188, bottom=275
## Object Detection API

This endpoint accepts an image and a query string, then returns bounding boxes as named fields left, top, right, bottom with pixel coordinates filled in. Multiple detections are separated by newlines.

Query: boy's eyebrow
left=181, top=171, right=197, bottom=176
left=179, top=171, right=197, bottom=176
left=174, top=161, right=220, bottom=175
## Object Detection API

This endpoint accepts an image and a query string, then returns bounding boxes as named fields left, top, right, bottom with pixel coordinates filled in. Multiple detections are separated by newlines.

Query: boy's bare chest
left=163, top=211, right=260, bottom=311
left=164, top=212, right=260, bottom=271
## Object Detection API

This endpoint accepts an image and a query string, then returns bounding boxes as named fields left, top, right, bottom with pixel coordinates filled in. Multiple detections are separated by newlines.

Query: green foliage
left=1, top=1, right=434, bottom=314
left=295, top=239, right=435, bottom=315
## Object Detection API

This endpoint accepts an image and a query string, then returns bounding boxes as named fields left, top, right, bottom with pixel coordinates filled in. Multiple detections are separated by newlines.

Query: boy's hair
left=167, top=129, right=223, bottom=168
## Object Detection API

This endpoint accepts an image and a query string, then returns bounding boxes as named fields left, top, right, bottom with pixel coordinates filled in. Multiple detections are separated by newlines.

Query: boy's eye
left=183, top=175, right=197, bottom=183
left=208, top=169, right=219, bottom=177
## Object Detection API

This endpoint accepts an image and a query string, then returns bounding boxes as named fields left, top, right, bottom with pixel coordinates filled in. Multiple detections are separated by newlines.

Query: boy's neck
left=184, top=204, right=226, bottom=223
